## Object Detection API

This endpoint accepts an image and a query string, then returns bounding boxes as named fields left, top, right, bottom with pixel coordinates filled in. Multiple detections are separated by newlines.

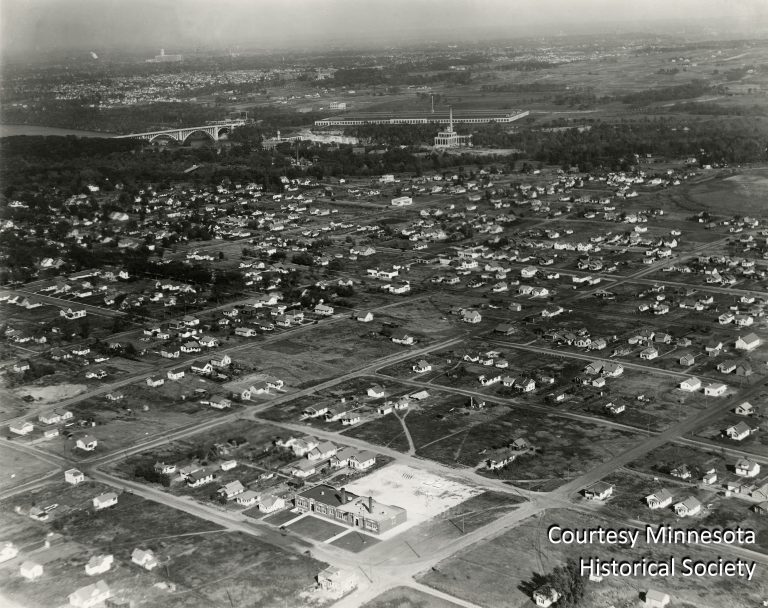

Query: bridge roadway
left=114, top=120, right=246, bottom=143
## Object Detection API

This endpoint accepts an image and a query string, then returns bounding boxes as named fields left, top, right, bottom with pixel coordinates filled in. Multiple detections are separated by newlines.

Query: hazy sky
left=2, top=0, right=767, bottom=56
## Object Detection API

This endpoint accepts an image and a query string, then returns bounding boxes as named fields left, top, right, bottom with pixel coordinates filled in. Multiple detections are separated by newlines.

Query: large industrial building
left=314, top=109, right=529, bottom=127
left=294, top=484, right=407, bottom=535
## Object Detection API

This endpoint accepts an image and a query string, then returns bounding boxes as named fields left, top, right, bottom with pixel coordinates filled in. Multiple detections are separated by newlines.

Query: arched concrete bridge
left=114, top=120, right=246, bottom=143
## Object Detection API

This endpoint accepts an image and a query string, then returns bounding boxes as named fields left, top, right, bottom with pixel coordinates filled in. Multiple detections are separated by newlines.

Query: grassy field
left=420, top=508, right=768, bottom=608
left=286, top=515, right=348, bottom=542
left=330, top=530, right=382, bottom=553
left=362, top=586, right=463, bottom=608
left=0, top=444, right=58, bottom=491
left=346, top=385, right=641, bottom=491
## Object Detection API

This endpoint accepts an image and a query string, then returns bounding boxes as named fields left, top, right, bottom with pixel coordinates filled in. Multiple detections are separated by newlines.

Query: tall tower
left=449, top=106, right=454, bottom=132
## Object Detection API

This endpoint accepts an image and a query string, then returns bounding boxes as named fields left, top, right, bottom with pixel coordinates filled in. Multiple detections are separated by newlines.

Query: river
left=0, top=124, right=116, bottom=138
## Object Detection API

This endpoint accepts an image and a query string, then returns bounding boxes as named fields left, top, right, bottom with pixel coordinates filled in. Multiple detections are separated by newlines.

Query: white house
left=76, top=434, right=98, bottom=451
left=85, top=554, right=114, bottom=576
left=726, top=421, right=752, bottom=441
left=131, top=548, right=158, bottom=571
left=703, top=382, right=727, bottom=397
left=584, top=482, right=613, bottom=501
left=20, top=561, right=44, bottom=580
left=92, top=492, right=118, bottom=511
left=679, top=377, right=701, bottom=392
left=646, top=489, right=673, bottom=510
left=236, top=490, right=260, bottom=507
left=735, top=333, right=761, bottom=351
left=413, top=360, right=432, bottom=373
left=68, top=580, right=111, bottom=608
left=735, top=401, right=756, bottom=416
left=9, top=421, right=34, bottom=436
left=673, top=496, right=702, bottom=517
left=736, top=458, right=760, bottom=477
left=64, top=469, right=85, bottom=485
left=259, top=495, right=285, bottom=513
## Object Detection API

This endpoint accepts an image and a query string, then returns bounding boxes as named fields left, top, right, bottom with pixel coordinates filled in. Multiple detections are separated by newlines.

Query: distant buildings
left=149, top=48, right=182, bottom=63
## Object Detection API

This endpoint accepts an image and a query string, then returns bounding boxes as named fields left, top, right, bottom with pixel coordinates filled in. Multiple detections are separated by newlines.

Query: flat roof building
left=294, top=484, right=406, bottom=535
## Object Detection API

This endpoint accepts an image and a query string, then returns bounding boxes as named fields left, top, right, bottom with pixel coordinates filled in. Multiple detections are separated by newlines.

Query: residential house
left=259, top=495, right=285, bottom=513
left=584, top=482, right=613, bottom=501
left=736, top=458, right=760, bottom=477
left=413, top=360, right=432, bottom=373
left=735, top=333, right=761, bottom=352
left=236, top=490, right=260, bottom=507
left=286, top=459, right=317, bottom=478
left=735, top=401, right=756, bottom=416
left=92, top=492, right=118, bottom=510
left=68, top=580, right=111, bottom=608
left=65, top=469, right=85, bottom=485
left=367, top=385, right=385, bottom=399
left=679, top=377, right=701, bottom=392
left=462, top=309, right=482, bottom=324
left=210, top=353, right=232, bottom=368
left=391, top=330, right=414, bottom=345
left=146, top=376, right=165, bottom=388
left=76, top=434, right=98, bottom=451
left=85, top=555, right=114, bottom=576
left=674, top=496, right=702, bottom=517
left=187, top=469, right=215, bottom=488
left=533, top=586, right=561, bottom=608
left=644, top=589, right=671, bottom=608
left=704, top=382, right=727, bottom=397
left=725, top=421, right=752, bottom=441
left=20, top=561, right=44, bottom=580
left=8, top=421, right=35, bottom=435
left=234, top=327, right=258, bottom=337
left=131, top=548, right=158, bottom=571
left=218, top=480, right=245, bottom=499
left=646, top=489, right=673, bottom=510
left=220, top=460, right=237, bottom=472
left=167, top=368, right=185, bottom=381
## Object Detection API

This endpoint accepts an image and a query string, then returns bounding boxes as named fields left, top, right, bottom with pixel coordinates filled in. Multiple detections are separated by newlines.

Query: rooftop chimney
left=368, top=495, right=373, bottom=513
left=341, top=487, right=347, bottom=503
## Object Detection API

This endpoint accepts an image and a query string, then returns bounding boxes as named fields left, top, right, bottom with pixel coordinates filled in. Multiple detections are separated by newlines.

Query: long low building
left=294, top=484, right=406, bottom=535
left=314, top=110, right=529, bottom=127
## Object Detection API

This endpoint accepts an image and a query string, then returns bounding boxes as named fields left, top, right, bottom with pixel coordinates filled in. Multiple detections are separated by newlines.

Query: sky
left=2, top=0, right=767, bottom=56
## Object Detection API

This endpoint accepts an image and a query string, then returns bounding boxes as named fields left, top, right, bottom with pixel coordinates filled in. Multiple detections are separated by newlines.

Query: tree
left=542, top=559, right=585, bottom=608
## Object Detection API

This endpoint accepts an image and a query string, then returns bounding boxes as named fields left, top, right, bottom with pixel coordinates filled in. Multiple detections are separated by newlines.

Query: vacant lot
left=0, top=443, right=58, bottom=492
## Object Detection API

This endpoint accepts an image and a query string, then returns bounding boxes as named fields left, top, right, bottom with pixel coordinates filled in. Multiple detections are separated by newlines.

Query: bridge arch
left=147, top=132, right=182, bottom=144
left=180, top=129, right=217, bottom=144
